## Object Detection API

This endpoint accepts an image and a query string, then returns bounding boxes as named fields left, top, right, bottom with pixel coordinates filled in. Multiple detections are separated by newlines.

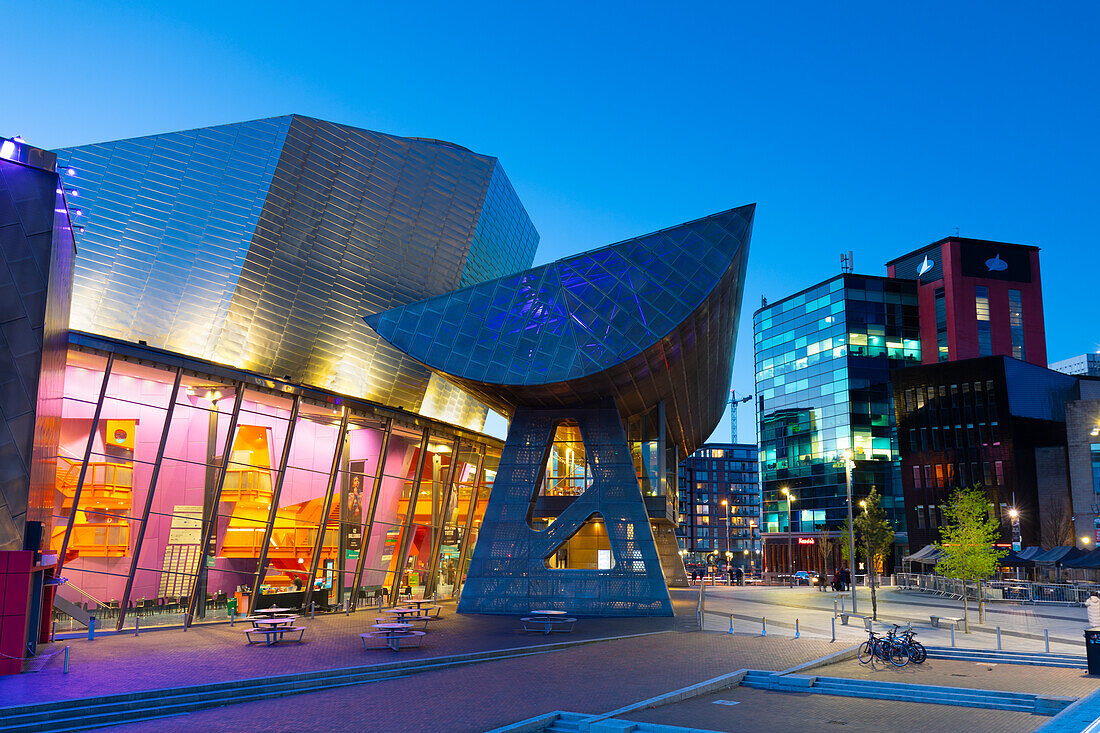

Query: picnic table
left=361, top=622, right=424, bottom=651
left=383, top=607, right=423, bottom=620
left=406, top=599, right=443, bottom=616
left=243, top=615, right=306, bottom=645
left=522, top=610, right=576, bottom=634
left=253, top=606, right=293, bottom=616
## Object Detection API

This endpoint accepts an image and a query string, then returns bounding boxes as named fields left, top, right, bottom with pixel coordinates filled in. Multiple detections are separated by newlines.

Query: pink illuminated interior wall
left=52, top=353, right=424, bottom=609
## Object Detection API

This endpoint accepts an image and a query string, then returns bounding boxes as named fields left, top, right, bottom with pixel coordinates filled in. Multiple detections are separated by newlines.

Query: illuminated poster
left=344, top=461, right=366, bottom=560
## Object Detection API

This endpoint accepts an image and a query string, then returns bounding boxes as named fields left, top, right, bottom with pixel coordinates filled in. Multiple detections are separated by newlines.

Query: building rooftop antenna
left=841, top=251, right=854, bottom=274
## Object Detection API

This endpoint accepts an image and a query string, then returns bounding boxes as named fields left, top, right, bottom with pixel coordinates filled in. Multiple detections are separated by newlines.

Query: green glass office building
left=754, top=274, right=919, bottom=575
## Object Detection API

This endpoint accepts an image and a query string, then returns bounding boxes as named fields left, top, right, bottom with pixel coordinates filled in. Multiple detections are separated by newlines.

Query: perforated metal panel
left=457, top=402, right=672, bottom=616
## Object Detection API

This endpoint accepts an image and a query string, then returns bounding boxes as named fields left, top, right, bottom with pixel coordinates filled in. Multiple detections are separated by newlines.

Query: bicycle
left=886, top=624, right=926, bottom=664
left=857, top=627, right=909, bottom=667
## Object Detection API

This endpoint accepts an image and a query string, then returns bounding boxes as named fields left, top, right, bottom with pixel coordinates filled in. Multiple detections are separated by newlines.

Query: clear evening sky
left=5, top=2, right=1098, bottom=444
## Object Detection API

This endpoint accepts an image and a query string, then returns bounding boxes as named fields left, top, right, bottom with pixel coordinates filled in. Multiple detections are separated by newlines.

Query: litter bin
left=226, top=597, right=238, bottom=617
left=1085, top=628, right=1100, bottom=675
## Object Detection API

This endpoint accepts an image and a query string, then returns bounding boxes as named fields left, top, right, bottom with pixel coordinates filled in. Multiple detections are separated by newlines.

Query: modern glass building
left=2, top=122, right=754, bottom=637
left=50, top=331, right=502, bottom=629
left=0, top=119, right=543, bottom=633
left=754, top=274, right=919, bottom=575
left=676, top=444, right=760, bottom=569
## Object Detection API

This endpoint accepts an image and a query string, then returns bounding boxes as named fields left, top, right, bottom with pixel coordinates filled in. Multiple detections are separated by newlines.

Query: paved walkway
left=9, top=586, right=1095, bottom=732
left=810, top=656, right=1100, bottom=697
left=700, top=585, right=1091, bottom=655
left=2, top=594, right=696, bottom=706
left=93, top=633, right=839, bottom=733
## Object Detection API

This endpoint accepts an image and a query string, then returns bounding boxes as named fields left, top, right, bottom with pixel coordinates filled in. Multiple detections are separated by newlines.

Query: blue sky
left=6, top=1, right=1098, bottom=444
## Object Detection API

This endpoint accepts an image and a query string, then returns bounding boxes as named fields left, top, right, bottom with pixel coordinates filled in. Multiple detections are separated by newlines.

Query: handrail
left=58, top=578, right=107, bottom=607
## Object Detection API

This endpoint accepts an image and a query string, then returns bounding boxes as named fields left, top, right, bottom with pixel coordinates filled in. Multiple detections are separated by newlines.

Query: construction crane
left=729, top=391, right=752, bottom=443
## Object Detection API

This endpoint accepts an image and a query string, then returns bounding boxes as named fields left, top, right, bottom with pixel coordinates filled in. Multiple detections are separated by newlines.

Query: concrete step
left=924, top=646, right=1087, bottom=668
left=738, top=669, right=1073, bottom=715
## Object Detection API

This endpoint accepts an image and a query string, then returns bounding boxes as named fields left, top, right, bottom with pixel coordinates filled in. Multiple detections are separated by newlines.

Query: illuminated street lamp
left=748, top=519, right=757, bottom=575
left=781, top=486, right=795, bottom=588
left=721, top=499, right=731, bottom=557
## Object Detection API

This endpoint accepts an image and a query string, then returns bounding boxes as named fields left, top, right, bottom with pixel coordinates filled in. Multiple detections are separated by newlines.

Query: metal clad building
left=54, top=116, right=539, bottom=431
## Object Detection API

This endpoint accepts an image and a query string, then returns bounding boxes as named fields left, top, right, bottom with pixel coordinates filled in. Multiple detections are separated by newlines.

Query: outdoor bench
left=360, top=630, right=426, bottom=651
left=837, top=612, right=872, bottom=630
left=929, top=614, right=963, bottom=629
left=244, top=626, right=306, bottom=645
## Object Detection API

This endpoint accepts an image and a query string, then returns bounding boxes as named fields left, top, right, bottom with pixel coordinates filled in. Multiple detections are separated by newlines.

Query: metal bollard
left=795, top=619, right=800, bottom=639
left=1045, top=628, right=1050, bottom=653
left=51, top=621, right=56, bottom=643
left=345, top=600, right=350, bottom=616
left=762, top=616, right=767, bottom=636
left=950, top=624, right=955, bottom=647
left=134, top=617, right=140, bottom=636
left=229, top=610, right=235, bottom=627
left=729, top=615, right=734, bottom=634
left=63, top=647, right=69, bottom=674
left=311, top=602, right=316, bottom=620
left=183, top=613, right=189, bottom=631
left=831, top=616, right=836, bottom=643
left=88, top=617, right=95, bottom=641
left=996, top=626, right=1001, bottom=650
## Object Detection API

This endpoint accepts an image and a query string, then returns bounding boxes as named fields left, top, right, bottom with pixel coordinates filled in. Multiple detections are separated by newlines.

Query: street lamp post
left=721, top=499, right=731, bottom=558
left=782, top=487, right=795, bottom=588
left=749, top=520, right=757, bottom=576
left=843, top=451, right=858, bottom=614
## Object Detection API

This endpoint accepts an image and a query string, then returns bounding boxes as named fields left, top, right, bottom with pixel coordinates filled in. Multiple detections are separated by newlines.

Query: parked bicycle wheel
left=908, top=640, right=926, bottom=663
left=857, top=640, right=875, bottom=664
left=888, top=643, right=910, bottom=667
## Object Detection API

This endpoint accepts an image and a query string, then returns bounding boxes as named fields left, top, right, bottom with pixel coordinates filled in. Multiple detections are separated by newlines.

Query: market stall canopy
left=999, top=549, right=1036, bottom=567
left=1030, top=546, right=1087, bottom=566
left=1061, top=549, right=1100, bottom=569
left=902, top=544, right=944, bottom=564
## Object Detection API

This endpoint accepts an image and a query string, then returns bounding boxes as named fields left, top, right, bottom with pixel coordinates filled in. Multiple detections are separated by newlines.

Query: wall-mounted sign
left=797, top=537, right=815, bottom=545
left=959, top=243, right=1031, bottom=282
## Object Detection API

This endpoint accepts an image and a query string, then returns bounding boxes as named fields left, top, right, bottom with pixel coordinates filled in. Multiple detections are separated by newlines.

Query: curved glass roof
left=368, top=205, right=752, bottom=385
left=366, top=204, right=754, bottom=455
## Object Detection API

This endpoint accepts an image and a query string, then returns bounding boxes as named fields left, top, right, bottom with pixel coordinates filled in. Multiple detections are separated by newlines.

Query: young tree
left=935, top=485, right=1007, bottom=631
left=853, top=486, right=895, bottom=621
left=815, top=529, right=834, bottom=581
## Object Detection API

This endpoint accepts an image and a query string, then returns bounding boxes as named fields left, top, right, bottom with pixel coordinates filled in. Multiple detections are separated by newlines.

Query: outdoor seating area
left=242, top=607, right=306, bottom=646
left=360, top=599, right=443, bottom=652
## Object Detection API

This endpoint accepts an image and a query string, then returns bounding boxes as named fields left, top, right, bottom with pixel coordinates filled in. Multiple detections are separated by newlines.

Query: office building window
left=1008, top=289, right=1025, bottom=360
left=934, top=287, right=948, bottom=361
left=975, top=286, right=992, bottom=356
left=915, top=505, right=926, bottom=530
left=1092, top=445, right=1100, bottom=493
left=912, top=465, right=922, bottom=489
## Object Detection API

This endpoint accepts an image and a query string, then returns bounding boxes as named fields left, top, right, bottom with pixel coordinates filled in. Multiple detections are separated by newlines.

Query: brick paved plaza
left=4, top=588, right=1093, bottom=732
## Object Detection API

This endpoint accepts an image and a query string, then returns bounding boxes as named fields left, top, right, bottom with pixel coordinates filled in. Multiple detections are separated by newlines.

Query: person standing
left=1087, top=592, right=1100, bottom=628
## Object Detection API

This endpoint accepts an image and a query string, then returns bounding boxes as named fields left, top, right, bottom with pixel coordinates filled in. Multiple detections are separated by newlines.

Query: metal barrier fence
left=895, top=572, right=1100, bottom=605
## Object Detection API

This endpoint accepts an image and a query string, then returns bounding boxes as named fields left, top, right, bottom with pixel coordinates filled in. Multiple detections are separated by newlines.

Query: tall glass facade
left=51, top=334, right=500, bottom=631
left=754, top=274, right=918, bottom=573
